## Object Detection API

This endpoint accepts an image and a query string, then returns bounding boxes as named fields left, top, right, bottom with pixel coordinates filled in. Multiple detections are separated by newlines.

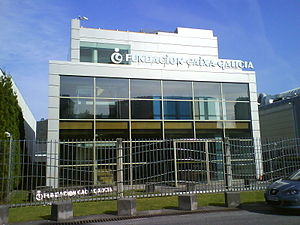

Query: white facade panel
left=48, top=85, right=60, bottom=97
left=48, top=96, right=59, bottom=106
left=48, top=107, right=59, bottom=120
left=48, top=74, right=60, bottom=86
left=48, top=119, right=59, bottom=130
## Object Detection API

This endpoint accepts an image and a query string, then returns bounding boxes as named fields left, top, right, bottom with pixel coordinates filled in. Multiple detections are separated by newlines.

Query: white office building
left=47, top=19, right=261, bottom=187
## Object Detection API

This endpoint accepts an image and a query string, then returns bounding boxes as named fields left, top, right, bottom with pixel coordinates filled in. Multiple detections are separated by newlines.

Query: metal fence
left=1, top=137, right=300, bottom=207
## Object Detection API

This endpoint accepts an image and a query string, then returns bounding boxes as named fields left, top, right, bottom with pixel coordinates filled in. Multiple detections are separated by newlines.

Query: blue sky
left=0, top=0, right=299, bottom=120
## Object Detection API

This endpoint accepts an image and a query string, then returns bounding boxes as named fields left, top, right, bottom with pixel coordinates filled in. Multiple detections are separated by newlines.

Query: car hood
left=268, top=179, right=300, bottom=191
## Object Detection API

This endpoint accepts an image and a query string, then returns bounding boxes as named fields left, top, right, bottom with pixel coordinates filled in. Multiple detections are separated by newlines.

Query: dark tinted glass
left=60, top=129, right=94, bottom=140
left=131, top=122, right=162, bottom=139
left=96, top=122, right=129, bottom=139
left=98, top=48, right=129, bottom=64
left=164, top=122, right=194, bottom=138
left=164, top=101, right=192, bottom=120
left=96, top=100, right=129, bottom=119
left=60, top=76, right=93, bottom=97
left=131, top=100, right=162, bottom=119
left=194, top=82, right=221, bottom=100
left=96, top=78, right=129, bottom=98
left=131, top=79, right=161, bottom=99
left=80, top=47, right=93, bottom=62
left=163, top=81, right=192, bottom=100
left=224, top=102, right=251, bottom=120
left=222, top=83, right=249, bottom=101
left=60, top=98, right=94, bottom=119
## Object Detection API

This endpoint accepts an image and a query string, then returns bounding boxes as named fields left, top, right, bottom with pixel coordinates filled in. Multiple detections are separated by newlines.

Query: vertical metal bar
left=116, top=138, right=123, bottom=198
left=161, top=80, right=165, bottom=140
left=173, top=140, right=178, bottom=187
left=191, top=81, right=196, bottom=139
left=6, top=136, right=13, bottom=201
left=205, top=141, right=211, bottom=184
left=93, top=77, right=97, bottom=186
left=129, top=140, right=133, bottom=186
left=224, top=137, right=232, bottom=190
left=93, top=141, right=97, bottom=185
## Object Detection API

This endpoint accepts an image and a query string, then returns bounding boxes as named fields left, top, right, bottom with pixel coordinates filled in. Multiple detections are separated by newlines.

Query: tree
left=0, top=68, right=25, bottom=202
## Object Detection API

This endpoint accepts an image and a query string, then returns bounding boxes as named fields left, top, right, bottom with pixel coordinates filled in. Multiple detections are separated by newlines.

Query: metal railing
left=0, top=137, right=300, bottom=207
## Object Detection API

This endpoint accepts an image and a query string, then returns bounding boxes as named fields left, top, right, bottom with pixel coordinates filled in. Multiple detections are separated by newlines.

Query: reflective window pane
left=96, top=100, right=129, bottom=119
left=131, top=100, right=162, bottom=119
left=60, top=98, right=94, bottom=119
left=164, top=101, right=192, bottom=120
left=130, top=79, right=161, bottom=99
left=224, top=102, right=251, bottom=120
left=80, top=47, right=94, bottom=63
left=60, top=76, right=93, bottom=97
left=163, top=81, right=192, bottom=100
left=98, top=48, right=129, bottom=64
left=222, top=83, right=249, bottom=101
left=194, top=82, right=221, bottom=100
left=195, top=101, right=222, bottom=120
left=96, top=78, right=129, bottom=98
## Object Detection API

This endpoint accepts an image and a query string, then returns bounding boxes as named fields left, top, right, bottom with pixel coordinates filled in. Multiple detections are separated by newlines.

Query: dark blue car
left=265, top=169, right=300, bottom=208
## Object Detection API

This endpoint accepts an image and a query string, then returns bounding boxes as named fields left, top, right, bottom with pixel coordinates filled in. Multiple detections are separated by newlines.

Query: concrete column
left=186, top=183, right=196, bottom=192
left=225, top=191, right=240, bottom=208
left=145, top=183, right=156, bottom=193
left=116, top=138, right=124, bottom=198
left=46, top=141, right=59, bottom=188
left=0, top=205, right=9, bottom=225
left=51, top=201, right=73, bottom=221
left=117, top=198, right=136, bottom=216
left=70, top=19, right=80, bottom=62
left=178, top=195, right=197, bottom=211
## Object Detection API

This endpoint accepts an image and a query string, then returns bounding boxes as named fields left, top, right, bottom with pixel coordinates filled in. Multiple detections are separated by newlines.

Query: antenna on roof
left=78, top=16, right=88, bottom=21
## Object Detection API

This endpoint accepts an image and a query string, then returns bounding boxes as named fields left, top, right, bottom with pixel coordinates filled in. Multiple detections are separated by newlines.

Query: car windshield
left=287, top=170, right=300, bottom=181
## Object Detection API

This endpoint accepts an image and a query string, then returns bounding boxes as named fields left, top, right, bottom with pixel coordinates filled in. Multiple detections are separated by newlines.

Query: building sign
left=34, top=186, right=113, bottom=201
left=111, top=48, right=254, bottom=70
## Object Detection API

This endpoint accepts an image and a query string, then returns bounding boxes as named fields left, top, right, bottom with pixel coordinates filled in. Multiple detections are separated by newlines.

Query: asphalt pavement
left=12, top=203, right=300, bottom=225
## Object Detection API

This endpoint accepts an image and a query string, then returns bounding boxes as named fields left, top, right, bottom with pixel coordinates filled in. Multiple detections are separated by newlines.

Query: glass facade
left=80, top=42, right=130, bottom=64
left=59, top=76, right=252, bottom=140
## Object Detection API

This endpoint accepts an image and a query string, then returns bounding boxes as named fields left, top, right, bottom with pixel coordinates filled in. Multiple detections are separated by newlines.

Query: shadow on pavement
left=239, top=202, right=300, bottom=216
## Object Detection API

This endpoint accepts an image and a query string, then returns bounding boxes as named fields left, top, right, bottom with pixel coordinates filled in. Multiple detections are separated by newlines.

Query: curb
left=22, top=207, right=241, bottom=225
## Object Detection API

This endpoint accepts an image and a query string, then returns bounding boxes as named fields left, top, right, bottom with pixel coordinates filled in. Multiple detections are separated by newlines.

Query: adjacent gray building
left=259, top=88, right=300, bottom=138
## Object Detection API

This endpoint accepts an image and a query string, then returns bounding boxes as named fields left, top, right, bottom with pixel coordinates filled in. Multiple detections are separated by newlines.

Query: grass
left=8, top=190, right=265, bottom=223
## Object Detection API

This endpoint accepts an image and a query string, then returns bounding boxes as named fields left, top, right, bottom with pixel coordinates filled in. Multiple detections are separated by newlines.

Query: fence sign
left=34, top=186, right=113, bottom=201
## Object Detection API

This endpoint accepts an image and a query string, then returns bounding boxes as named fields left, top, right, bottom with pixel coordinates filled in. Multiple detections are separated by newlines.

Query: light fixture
left=78, top=16, right=88, bottom=21
left=4, top=131, right=11, bottom=138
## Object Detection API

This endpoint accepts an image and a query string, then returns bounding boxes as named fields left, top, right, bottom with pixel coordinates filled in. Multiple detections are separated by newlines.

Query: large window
left=96, top=100, right=129, bottom=119
left=60, top=76, right=93, bottom=97
left=224, top=102, right=251, bottom=120
left=164, top=101, right=193, bottom=120
left=163, top=81, right=192, bottom=100
left=60, top=98, right=93, bottom=119
left=96, top=78, right=128, bottom=98
left=59, top=76, right=252, bottom=139
left=80, top=42, right=130, bottom=64
left=194, top=82, right=221, bottom=101
left=222, top=83, right=249, bottom=101
left=195, top=101, right=222, bottom=120
left=131, top=100, right=162, bottom=119
left=130, top=79, right=161, bottom=99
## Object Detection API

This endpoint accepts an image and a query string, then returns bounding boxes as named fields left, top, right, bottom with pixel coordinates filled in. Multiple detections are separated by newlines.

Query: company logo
left=110, top=51, right=254, bottom=70
left=110, top=48, right=123, bottom=64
